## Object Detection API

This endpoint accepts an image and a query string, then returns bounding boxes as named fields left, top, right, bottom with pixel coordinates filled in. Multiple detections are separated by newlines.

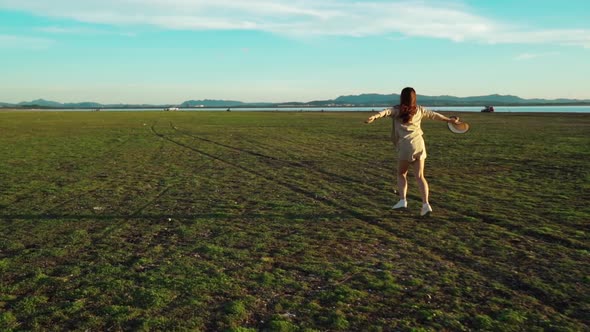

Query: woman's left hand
left=448, top=117, right=460, bottom=124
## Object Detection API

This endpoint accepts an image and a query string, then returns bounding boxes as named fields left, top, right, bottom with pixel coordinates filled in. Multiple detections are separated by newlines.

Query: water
left=14, top=106, right=590, bottom=113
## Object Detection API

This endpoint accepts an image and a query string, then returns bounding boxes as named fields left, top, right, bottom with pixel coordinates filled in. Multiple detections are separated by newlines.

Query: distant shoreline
left=5, top=92, right=590, bottom=109
left=2, top=106, right=590, bottom=114
left=3, top=103, right=590, bottom=110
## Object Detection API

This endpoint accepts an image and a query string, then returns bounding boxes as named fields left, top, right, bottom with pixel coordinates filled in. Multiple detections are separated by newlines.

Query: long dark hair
left=399, top=87, right=417, bottom=123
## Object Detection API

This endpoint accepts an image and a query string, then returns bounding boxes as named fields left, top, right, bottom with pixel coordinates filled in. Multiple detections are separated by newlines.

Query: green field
left=0, top=111, right=588, bottom=331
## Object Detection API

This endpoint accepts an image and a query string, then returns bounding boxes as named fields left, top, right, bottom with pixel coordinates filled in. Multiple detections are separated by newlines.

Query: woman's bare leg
left=412, top=158, right=429, bottom=204
left=397, top=160, right=410, bottom=199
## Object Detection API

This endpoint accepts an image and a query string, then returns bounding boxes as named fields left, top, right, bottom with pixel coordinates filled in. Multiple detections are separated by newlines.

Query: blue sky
left=1, top=0, right=589, bottom=104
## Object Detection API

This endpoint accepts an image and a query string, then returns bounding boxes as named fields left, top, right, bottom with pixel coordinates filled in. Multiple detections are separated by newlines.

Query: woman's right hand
left=365, top=116, right=375, bottom=124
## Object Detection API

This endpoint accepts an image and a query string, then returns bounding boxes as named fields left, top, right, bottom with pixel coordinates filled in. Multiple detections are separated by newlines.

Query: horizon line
left=4, top=92, right=590, bottom=106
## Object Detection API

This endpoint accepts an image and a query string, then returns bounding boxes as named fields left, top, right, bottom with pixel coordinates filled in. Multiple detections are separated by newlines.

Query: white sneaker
left=421, top=203, right=432, bottom=216
left=392, top=199, right=407, bottom=209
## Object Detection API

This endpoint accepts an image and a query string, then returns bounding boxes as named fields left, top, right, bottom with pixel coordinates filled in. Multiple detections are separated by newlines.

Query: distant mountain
left=18, top=98, right=64, bottom=108
left=15, top=99, right=172, bottom=109
left=422, top=94, right=533, bottom=105
left=63, top=102, right=103, bottom=108
left=0, top=102, right=15, bottom=107
left=14, top=98, right=265, bottom=109
left=17, top=99, right=108, bottom=108
left=4, top=94, right=590, bottom=109
left=314, top=93, right=590, bottom=106
left=334, top=93, right=399, bottom=105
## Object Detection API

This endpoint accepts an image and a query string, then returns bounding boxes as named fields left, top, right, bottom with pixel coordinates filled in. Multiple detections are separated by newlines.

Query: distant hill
left=15, top=99, right=171, bottom=109
left=334, top=93, right=399, bottom=105
left=18, top=99, right=64, bottom=108
left=307, top=93, right=590, bottom=107
left=64, top=102, right=103, bottom=108
left=4, top=94, right=590, bottom=109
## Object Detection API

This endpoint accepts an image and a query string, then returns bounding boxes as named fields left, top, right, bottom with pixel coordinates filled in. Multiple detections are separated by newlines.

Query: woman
left=365, top=87, right=459, bottom=216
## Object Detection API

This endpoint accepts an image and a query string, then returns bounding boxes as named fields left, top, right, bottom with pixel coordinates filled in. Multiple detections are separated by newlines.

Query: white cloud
left=1, top=0, right=589, bottom=47
left=36, top=26, right=136, bottom=37
left=515, top=51, right=560, bottom=61
left=0, top=34, right=54, bottom=49
left=37, top=26, right=84, bottom=34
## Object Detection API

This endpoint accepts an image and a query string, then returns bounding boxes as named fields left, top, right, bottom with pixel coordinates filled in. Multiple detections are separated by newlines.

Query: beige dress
left=373, top=105, right=440, bottom=162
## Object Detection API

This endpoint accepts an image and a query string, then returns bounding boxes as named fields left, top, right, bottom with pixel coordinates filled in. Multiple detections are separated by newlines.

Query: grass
left=0, top=110, right=589, bottom=331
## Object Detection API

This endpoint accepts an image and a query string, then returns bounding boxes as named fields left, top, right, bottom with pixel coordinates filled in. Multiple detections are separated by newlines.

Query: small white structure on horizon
left=164, top=107, right=179, bottom=111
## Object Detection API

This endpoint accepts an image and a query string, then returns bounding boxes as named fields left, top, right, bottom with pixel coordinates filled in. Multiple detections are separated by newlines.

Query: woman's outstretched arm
left=365, top=107, right=394, bottom=124
left=423, top=108, right=460, bottom=124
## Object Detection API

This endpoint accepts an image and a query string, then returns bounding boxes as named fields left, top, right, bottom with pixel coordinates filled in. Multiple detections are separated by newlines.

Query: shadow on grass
left=170, top=122, right=382, bottom=190
left=150, top=124, right=383, bottom=223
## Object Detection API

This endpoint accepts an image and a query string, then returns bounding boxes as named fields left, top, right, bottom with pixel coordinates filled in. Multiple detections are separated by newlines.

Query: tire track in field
left=225, top=130, right=388, bottom=183
left=241, top=128, right=404, bottom=201
left=152, top=124, right=341, bottom=206
left=172, top=124, right=409, bottom=207
left=4, top=136, right=139, bottom=216
left=170, top=122, right=382, bottom=193
left=87, top=124, right=211, bottom=218
left=41, top=188, right=103, bottom=216
left=465, top=211, right=589, bottom=251
left=12, top=125, right=186, bottom=219
left=38, top=137, right=158, bottom=217
left=127, top=186, right=173, bottom=217
left=242, top=130, right=405, bottom=200
left=151, top=123, right=577, bottom=320
left=241, top=129, right=412, bottom=201
left=170, top=123, right=394, bottom=200
left=246, top=129, right=390, bottom=179
left=434, top=185, right=589, bottom=251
